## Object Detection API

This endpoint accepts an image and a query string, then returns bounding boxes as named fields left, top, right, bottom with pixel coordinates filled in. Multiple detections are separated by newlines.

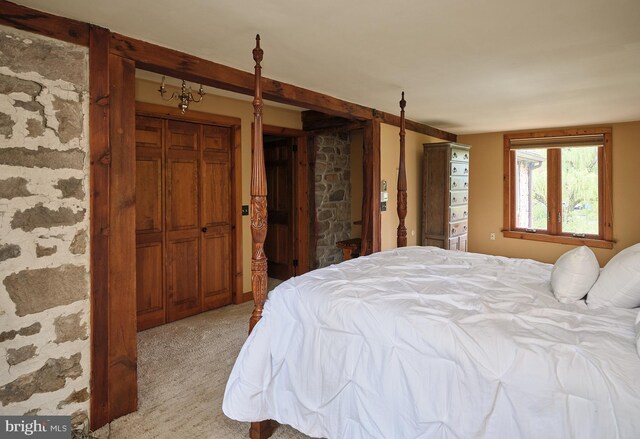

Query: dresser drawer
left=450, top=206, right=469, bottom=222
left=450, top=162, right=469, bottom=176
left=447, top=234, right=468, bottom=252
left=451, top=148, right=470, bottom=162
left=450, top=191, right=468, bottom=206
left=450, top=220, right=468, bottom=237
left=450, top=176, right=469, bottom=191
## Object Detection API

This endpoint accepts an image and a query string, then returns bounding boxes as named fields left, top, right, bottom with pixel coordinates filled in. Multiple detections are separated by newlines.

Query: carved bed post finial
left=397, top=91, right=408, bottom=248
left=249, top=34, right=268, bottom=333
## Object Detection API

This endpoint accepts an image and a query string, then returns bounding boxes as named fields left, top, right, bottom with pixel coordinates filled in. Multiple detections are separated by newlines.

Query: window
left=503, top=128, right=613, bottom=248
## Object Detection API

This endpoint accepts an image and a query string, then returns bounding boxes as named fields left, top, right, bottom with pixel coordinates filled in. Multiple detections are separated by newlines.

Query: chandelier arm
left=157, top=78, right=205, bottom=111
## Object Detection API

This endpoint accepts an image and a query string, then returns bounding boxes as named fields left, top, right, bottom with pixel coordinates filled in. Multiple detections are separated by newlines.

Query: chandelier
left=158, top=76, right=205, bottom=113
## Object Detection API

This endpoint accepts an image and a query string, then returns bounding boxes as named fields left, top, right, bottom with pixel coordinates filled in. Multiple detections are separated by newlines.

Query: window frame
left=503, top=127, right=613, bottom=249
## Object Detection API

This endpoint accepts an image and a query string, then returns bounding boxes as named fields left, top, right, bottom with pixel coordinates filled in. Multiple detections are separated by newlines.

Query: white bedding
left=223, top=247, right=640, bottom=438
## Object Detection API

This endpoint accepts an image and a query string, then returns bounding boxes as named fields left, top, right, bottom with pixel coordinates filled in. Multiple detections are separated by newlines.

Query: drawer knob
left=464, top=182, right=468, bottom=187
left=464, top=154, right=469, bottom=160
left=464, top=168, right=469, bottom=174
left=453, top=167, right=457, bottom=173
left=452, top=182, right=457, bottom=188
left=464, top=211, right=468, bottom=217
left=453, top=152, right=458, bottom=158
left=463, top=225, right=468, bottom=231
left=452, top=197, right=457, bottom=203
left=452, top=213, right=456, bottom=218
left=463, top=197, right=468, bottom=202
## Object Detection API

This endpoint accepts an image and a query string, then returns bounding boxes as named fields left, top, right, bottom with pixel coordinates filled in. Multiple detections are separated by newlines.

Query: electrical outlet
left=490, top=233, right=496, bottom=241
left=242, top=205, right=249, bottom=216
left=411, top=230, right=415, bottom=237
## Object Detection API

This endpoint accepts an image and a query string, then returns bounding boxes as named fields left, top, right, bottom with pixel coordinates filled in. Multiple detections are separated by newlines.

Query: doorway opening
left=262, top=126, right=312, bottom=287
left=264, top=134, right=295, bottom=282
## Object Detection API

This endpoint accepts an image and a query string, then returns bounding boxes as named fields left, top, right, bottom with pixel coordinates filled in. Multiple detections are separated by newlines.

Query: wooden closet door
left=135, top=116, right=166, bottom=330
left=201, top=125, right=233, bottom=310
left=166, top=120, right=202, bottom=322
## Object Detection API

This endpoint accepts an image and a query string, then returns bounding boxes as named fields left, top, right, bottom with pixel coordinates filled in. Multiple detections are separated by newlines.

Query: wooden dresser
left=421, top=142, right=471, bottom=251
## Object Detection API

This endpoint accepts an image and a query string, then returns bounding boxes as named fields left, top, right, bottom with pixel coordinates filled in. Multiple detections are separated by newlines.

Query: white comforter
left=223, top=247, right=640, bottom=438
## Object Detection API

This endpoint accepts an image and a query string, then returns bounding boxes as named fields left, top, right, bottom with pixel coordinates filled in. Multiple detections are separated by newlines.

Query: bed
left=224, top=246, right=640, bottom=438
left=224, top=36, right=640, bottom=438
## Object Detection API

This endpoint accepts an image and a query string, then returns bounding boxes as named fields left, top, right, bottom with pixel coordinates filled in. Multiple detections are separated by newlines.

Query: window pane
left=561, top=147, right=599, bottom=235
left=515, top=149, right=547, bottom=230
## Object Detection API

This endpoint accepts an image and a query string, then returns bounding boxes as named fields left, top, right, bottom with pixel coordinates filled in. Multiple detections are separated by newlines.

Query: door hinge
left=293, top=259, right=299, bottom=267
left=292, top=144, right=298, bottom=152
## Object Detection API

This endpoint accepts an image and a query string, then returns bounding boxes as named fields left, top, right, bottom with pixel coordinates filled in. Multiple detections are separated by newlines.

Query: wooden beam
left=374, top=110, right=457, bottom=142
left=110, top=33, right=374, bottom=120
left=107, top=53, right=138, bottom=420
left=110, top=33, right=253, bottom=94
left=301, top=110, right=353, bottom=131
left=110, top=33, right=457, bottom=140
left=304, top=121, right=366, bottom=135
left=361, top=119, right=381, bottom=255
left=0, top=0, right=89, bottom=46
left=89, top=25, right=110, bottom=431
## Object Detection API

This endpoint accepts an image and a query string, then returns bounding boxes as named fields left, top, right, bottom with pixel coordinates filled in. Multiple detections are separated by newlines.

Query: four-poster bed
left=225, top=35, right=640, bottom=439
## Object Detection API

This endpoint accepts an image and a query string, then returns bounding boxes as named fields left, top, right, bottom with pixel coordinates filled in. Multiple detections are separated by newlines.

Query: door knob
left=201, top=227, right=208, bottom=233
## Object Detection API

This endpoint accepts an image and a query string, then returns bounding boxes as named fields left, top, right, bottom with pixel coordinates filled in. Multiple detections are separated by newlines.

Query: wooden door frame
left=260, top=125, right=311, bottom=277
left=134, top=102, right=244, bottom=306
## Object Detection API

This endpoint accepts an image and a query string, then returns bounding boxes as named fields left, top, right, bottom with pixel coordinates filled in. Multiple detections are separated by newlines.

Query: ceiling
left=14, top=0, right=640, bottom=134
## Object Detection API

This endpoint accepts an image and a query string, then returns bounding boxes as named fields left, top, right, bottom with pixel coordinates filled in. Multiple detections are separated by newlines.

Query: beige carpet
left=94, top=299, right=311, bottom=439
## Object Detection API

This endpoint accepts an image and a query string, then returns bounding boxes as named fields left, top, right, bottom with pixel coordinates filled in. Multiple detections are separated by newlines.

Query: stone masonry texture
left=314, top=132, right=352, bottom=268
left=0, top=25, right=90, bottom=425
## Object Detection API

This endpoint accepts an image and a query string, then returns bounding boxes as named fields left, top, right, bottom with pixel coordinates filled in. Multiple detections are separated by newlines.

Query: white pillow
left=551, top=246, right=600, bottom=303
left=587, top=243, right=640, bottom=309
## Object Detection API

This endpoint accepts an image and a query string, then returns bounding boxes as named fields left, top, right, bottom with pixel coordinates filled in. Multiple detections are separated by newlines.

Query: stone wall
left=314, top=132, right=352, bottom=267
left=0, top=25, right=90, bottom=426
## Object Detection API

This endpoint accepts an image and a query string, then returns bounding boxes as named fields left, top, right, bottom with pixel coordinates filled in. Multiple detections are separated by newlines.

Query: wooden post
left=249, top=34, right=268, bottom=332
left=397, top=92, right=407, bottom=247
left=89, top=24, right=110, bottom=430
left=107, top=52, right=138, bottom=420
left=248, top=34, right=274, bottom=439
left=361, top=119, right=381, bottom=255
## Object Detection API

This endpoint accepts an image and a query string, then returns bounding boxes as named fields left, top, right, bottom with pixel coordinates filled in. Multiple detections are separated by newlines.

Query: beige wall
left=135, top=78, right=302, bottom=292
left=350, top=129, right=363, bottom=238
left=380, top=123, right=443, bottom=250
left=459, top=121, right=640, bottom=266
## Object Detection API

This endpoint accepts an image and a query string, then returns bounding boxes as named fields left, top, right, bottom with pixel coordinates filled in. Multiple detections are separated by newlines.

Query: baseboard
left=239, top=291, right=254, bottom=304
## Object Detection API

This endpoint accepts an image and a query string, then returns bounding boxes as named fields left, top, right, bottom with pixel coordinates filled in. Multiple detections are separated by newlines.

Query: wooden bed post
left=249, top=34, right=268, bottom=333
left=397, top=92, right=407, bottom=247
left=248, top=34, right=274, bottom=439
